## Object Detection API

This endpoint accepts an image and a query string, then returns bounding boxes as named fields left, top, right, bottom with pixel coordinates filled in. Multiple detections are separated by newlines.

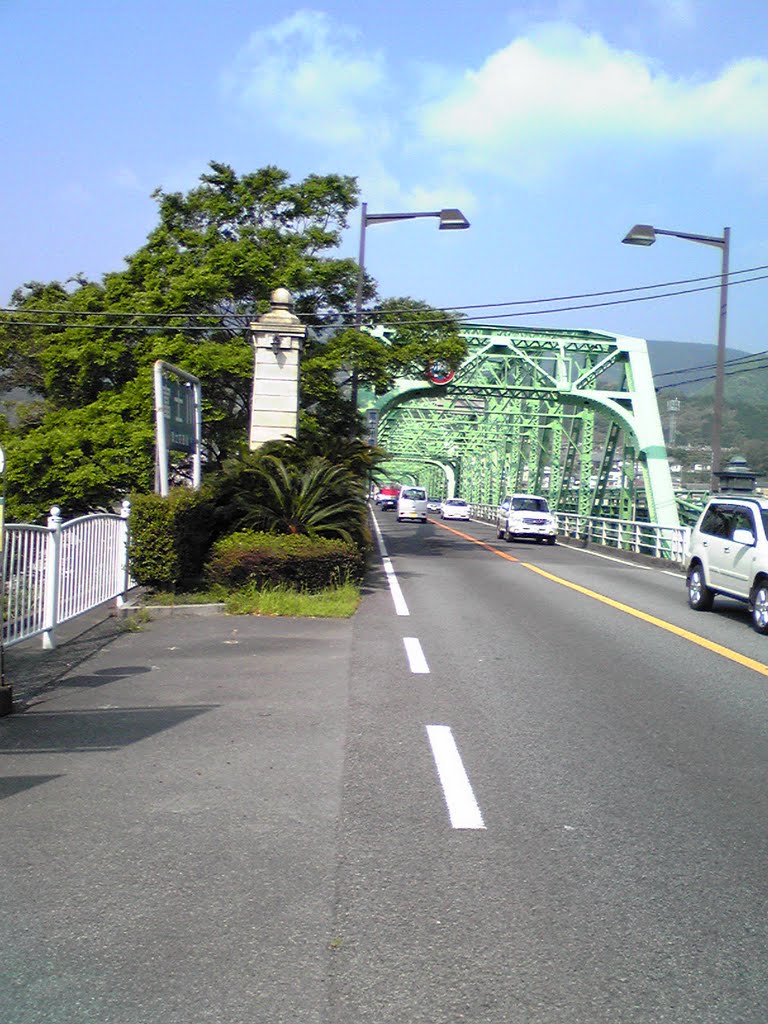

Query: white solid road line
left=371, top=511, right=410, bottom=616
left=426, top=725, right=486, bottom=830
left=403, top=637, right=430, bottom=673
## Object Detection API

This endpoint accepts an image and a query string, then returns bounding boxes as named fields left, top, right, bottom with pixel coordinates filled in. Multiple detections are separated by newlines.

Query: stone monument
left=249, top=287, right=306, bottom=450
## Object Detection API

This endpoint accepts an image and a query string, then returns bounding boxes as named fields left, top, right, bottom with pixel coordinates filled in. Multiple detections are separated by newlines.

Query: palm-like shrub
left=262, top=432, right=388, bottom=480
left=232, top=454, right=367, bottom=544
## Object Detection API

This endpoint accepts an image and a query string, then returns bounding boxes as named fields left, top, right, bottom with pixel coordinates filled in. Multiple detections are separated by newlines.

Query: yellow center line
left=430, top=519, right=519, bottom=562
left=432, top=519, right=768, bottom=678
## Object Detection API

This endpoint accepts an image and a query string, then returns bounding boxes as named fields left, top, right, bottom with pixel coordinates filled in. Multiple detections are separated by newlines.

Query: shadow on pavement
left=58, top=665, right=154, bottom=689
left=0, top=774, right=62, bottom=800
left=3, top=613, right=137, bottom=707
left=0, top=703, right=216, bottom=754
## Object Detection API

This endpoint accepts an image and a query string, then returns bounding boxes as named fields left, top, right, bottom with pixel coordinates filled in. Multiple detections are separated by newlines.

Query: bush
left=205, top=530, right=365, bottom=592
left=205, top=449, right=373, bottom=552
left=128, top=488, right=215, bottom=589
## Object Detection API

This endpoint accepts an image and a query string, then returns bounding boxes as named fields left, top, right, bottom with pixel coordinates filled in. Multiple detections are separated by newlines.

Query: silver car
left=496, top=493, right=557, bottom=544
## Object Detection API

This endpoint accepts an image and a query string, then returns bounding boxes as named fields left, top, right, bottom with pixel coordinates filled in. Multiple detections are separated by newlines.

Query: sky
left=3, top=0, right=768, bottom=353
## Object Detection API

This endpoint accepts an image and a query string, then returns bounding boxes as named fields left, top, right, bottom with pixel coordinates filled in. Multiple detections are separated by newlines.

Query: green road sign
left=163, top=377, right=196, bottom=453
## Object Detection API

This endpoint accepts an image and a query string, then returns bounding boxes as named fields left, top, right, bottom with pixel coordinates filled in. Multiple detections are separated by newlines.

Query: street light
left=351, top=202, right=470, bottom=408
left=622, top=223, right=731, bottom=493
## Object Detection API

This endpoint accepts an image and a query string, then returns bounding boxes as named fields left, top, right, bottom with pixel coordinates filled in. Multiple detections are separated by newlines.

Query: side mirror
left=732, top=528, right=756, bottom=546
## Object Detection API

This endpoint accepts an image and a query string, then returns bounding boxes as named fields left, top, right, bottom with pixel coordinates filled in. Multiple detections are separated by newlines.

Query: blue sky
left=3, top=0, right=768, bottom=351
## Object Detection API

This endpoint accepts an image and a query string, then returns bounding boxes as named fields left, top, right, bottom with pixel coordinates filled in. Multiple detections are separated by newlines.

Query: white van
left=397, top=486, right=428, bottom=523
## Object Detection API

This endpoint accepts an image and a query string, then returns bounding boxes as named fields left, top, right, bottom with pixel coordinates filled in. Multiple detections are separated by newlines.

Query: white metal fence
left=470, top=503, right=691, bottom=565
left=3, top=502, right=132, bottom=650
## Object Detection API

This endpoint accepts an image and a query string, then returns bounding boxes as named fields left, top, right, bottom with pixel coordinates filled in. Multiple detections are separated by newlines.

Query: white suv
left=686, top=494, right=768, bottom=633
left=496, top=493, right=557, bottom=545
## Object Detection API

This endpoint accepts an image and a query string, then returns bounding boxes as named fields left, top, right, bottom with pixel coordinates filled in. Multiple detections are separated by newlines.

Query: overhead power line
left=656, top=357, right=768, bottom=391
left=4, top=262, right=768, bottom=326
left=5, top=270, right=768, bottom=333
left=654, top=347, right=768, bottom=379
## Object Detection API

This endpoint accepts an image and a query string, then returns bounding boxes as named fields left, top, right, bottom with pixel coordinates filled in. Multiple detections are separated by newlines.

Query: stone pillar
left=249, top=287, right=306, bottom=450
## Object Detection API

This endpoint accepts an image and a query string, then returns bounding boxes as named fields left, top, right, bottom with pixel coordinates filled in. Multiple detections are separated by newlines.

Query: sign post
left=153, top=361, right=203, bottom=497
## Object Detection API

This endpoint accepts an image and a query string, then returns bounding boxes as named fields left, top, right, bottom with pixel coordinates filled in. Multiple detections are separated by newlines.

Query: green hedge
left=128, top=488, right=215, bottom=589
left=205, top=530, right=365, bottom=592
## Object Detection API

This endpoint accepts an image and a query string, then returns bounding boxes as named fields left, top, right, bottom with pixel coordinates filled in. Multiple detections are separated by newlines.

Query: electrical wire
left=415, top=264, right=768, bottom=315
left=653, top=347, right=768, bottom=379
left=656, top=358, right=768, bottom=391
left=4, top=270, right=768, bottom=332
left=5, top=263, right=768, bottom=325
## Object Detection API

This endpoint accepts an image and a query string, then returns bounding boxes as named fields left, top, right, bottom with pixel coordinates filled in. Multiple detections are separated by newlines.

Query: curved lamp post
left=351, top=203, right=470, bottom=408
left=622, top=223, right=730, bottom=493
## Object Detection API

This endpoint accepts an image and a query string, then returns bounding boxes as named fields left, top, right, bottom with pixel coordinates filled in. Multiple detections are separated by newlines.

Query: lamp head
left=439, top=208, right=470, bottom=230
left=622, top=224, right=656, bottom=246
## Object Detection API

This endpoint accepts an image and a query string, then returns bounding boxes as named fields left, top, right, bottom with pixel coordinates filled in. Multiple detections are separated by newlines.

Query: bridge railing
left=3, top=502, right=133, bottom=650
left=470, top=503, right=691, bottom=565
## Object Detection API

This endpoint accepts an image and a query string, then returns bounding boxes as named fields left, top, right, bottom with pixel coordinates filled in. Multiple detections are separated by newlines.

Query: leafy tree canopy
left=0, top=162, right=465, bottom=519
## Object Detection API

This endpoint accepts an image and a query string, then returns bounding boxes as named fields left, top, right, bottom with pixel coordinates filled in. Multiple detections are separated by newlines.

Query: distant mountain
left=645, top=339, right=768, bottom=408
left=645, top=339, right=752, bottom=396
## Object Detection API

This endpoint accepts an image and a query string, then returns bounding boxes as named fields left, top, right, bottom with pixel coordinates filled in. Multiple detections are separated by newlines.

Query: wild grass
left=143, top=580, right=360, bottom=618
left=224, top=580, right=360, bottom=617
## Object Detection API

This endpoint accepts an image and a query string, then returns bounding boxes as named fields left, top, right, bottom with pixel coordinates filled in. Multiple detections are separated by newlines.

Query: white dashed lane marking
left=426, top=725, right=486, bottom=830
left=371, top=512, right=410, bottom=616
left=403, top=637, right=429, bottom=674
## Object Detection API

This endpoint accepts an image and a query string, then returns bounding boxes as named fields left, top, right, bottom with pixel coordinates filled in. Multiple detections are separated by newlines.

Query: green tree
left=299, top=296, right=465, bottom=415
left=0, top=162, right=466, bottom=519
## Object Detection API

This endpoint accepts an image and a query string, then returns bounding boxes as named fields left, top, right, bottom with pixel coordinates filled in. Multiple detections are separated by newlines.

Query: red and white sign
left=427, top=361, right=455, bottom=386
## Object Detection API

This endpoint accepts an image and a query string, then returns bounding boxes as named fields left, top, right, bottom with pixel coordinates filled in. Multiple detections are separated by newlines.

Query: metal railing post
left=115, top=500, right=131, bottom=609
left=42, top=506, right=62, bottom=650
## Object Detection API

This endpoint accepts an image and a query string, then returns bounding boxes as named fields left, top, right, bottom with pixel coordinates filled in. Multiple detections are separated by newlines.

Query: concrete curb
left=129, top=602, right=227, bottom=617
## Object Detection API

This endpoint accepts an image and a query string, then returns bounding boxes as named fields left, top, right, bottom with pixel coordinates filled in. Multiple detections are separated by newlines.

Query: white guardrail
left=3, top=502, right=132, bottom=650
left=470, top=504, right=691, bottom=565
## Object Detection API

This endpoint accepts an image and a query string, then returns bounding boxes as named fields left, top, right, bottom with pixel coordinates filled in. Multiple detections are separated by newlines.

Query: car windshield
left=446, top=499, right=466, bottom=506
left=402, top=488, right=426, bottom=500
left=760, top=509, right=768, bottom=536
left=511, top=497, right=549, bottom=512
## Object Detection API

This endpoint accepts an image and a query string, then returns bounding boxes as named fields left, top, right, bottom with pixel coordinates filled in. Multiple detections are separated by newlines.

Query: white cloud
left=353, top=158, right=477, bottom=218
left=414, top=23, right=768, bottom=183
left=222, top=10, right=389, bottom=145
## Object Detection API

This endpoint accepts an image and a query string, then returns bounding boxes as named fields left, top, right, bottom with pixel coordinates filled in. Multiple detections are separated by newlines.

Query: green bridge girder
left=364, top=323, right=679, bottom=528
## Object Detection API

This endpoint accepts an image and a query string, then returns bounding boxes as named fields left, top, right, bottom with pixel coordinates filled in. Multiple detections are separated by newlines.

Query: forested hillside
left=648, top=339, right=768, bottom=474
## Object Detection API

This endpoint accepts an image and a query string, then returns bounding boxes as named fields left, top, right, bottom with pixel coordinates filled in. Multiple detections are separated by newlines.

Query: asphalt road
left=331, top=511, right=768, bottom=1023
left=2, top=512, right=767, bottom=1023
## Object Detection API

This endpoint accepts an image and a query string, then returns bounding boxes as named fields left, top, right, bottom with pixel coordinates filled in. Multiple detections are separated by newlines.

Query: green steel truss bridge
left=364, top=323, right=680, bottom=529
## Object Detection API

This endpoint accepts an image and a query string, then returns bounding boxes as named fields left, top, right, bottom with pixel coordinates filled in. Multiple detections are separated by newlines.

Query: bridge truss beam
left=366, top=323, right=679, bottom=528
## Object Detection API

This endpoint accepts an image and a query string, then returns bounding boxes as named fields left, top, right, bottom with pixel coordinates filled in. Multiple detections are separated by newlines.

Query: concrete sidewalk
left=0, top=608, right=353, bottom=1024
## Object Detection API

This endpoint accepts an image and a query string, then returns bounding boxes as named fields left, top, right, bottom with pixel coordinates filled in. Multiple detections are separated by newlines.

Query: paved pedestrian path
left=1, top=609, right=353, bottom=1024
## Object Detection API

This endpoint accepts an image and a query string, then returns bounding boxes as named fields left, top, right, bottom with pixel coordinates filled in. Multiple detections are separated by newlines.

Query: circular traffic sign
left=427, top=361, right=455, bottom=386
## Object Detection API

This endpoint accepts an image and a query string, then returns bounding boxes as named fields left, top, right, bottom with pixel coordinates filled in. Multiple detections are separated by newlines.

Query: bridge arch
left=364, top=323, right=678, bottom=527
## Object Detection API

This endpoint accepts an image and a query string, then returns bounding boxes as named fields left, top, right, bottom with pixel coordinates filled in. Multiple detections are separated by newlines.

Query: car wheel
left=687, top=563, right=714, bottom=611
left=751, top=580, right=768, bottom=634
left=504, top=525, right=514, bottom=543
left=496, top=524, right=504, bottom=539
left=546, top=536, right=556, bottom=546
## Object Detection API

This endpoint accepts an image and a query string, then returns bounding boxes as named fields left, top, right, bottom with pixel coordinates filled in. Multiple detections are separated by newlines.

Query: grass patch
left=143, top=580, right=360, bottom=618
left=224, top=580, right=360, bottom=618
